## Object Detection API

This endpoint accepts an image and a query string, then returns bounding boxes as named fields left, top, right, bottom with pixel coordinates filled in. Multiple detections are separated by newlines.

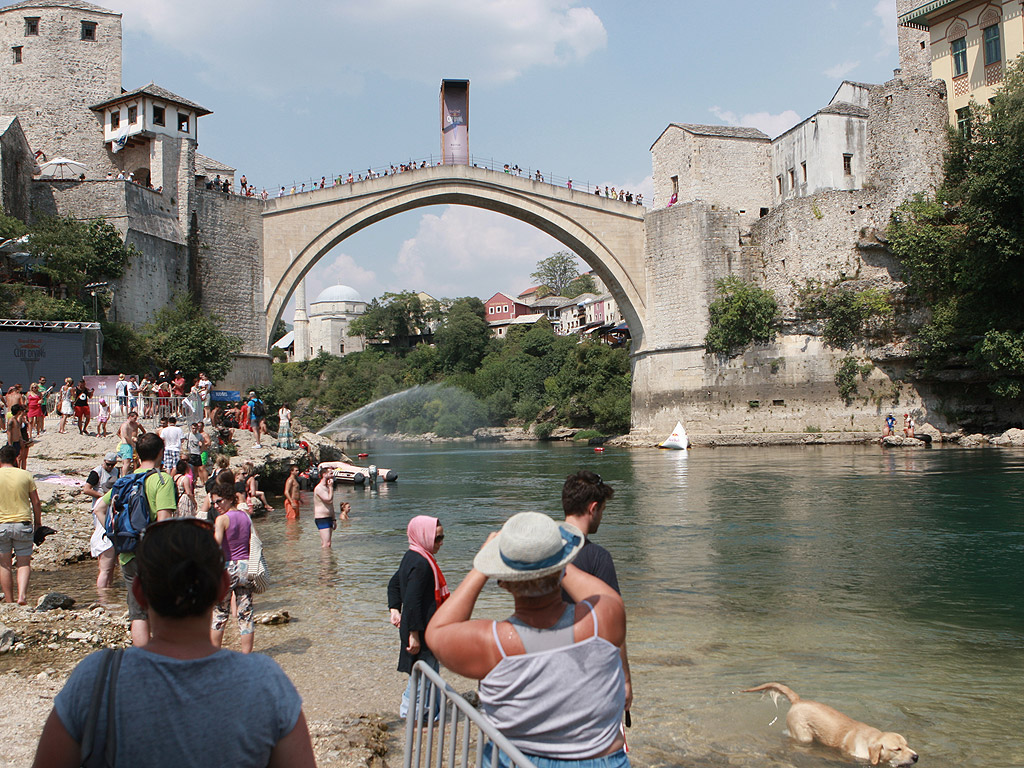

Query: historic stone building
left=0, top=0, right=268, bottom=388
left=899, top=0, right=1023, bottom=126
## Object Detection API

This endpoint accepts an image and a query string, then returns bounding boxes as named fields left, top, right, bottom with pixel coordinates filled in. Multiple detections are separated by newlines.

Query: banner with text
left=440, top=79, right=469, bottom=165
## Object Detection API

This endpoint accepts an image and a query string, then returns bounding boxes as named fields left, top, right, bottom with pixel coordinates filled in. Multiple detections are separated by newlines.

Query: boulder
left=960, top=433, right=988, bottom=448
left=473, top=427, right=535, bottom=442
left=881, top=436, right=925, bottom=448
left=255, top=609, right=291, bottom=625
left=35, top=592, right=75, bottom=612
left=990, top=428, right=1024, bottom=447
left=297, top=432, right=350, bottom=463
left=0, top=624, right=16, bottom=654
left=549, top=426, right=578, bottom=440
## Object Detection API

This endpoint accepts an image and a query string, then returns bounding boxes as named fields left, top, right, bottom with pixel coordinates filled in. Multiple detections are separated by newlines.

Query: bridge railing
left=264, top=155, right=647, bottom=206
left=404, top=661, right=537, bottom=768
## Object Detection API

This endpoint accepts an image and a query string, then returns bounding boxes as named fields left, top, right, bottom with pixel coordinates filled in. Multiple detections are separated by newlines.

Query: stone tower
left=895, top=0, right=932, bottom=77
left=292, top=279, right=310, bottom=362
left=0, top=0, right=121, bottom=176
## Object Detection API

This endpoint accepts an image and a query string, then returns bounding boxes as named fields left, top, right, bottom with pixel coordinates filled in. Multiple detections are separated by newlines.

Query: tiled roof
left=671, top=123, right=770, bottom=140
left=196, top=153, right=235, bottom=173
left=818, top=102, right=869, bottom=118
left=90, top=82, right=211, bottom=116
left=0, top=0, right=119, bottom=15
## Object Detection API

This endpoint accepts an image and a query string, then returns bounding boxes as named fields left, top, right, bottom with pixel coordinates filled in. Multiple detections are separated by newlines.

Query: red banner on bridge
left=440, top=79, right=469, bottom=165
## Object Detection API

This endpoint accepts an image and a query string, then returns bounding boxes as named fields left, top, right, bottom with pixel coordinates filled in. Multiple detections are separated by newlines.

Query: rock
left=255, top=609, right=291, bottom=625
left=35, top=671, right=49, bottom=680
left=35, top=592, right=75, bottom=612
left=0, top=624, right=16, bottom=654
left=991, top=428, right=1024, bottom=447
left=548, top=426, right=578, bottom=440
left=298, top=432, right=349, bottom=462
left=960, top=433, right=988, bottom=448
left=66, top=631, right=91, bottom=641
left=881, top=436, right=925, bottom=448
left=473, top=427, right=535, bottom=442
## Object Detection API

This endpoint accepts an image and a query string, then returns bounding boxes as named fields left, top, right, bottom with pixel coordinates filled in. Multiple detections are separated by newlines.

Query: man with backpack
left=92, top=432, right=176, bottom=646
left=248, top=391, right=267, bottom=449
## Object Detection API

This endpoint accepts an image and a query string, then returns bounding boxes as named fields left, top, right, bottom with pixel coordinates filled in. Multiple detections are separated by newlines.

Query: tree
left=28, top=215, right=132, bottom=294
left=348, top=291, right=432, bottom=344
left=563, top=274, right=597, bottom=299
left=530, top=251, right=583, bottom=297
left=704, top=277, right=779, bottom=355
left=0, top=207, right=27, bottom=240
left=888, top=53, right=1024, bottom=393
left=143, top=294, right=242, bottom=382
left=436, top=298, right=491, bottom=373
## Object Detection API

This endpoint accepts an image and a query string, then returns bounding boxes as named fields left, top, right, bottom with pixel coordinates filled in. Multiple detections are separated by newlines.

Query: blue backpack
left=104, top=469, right=157, bottom=553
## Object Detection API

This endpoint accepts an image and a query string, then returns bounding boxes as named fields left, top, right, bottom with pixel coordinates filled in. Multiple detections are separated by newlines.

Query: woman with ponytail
left=32, top=519, right=315, bottom=767
left=387, top=515, right=448, bottom=719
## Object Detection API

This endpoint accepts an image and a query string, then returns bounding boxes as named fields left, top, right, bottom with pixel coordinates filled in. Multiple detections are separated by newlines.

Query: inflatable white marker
left=659, top=421, right=689, bottom=450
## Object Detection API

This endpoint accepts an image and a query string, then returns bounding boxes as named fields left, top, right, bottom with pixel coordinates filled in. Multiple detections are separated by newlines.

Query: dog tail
left=742, top=682, right=800, bottom=704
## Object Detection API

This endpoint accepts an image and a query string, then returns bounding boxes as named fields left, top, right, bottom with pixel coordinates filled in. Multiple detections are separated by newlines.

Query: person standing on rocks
left=0, top=444, right=42, bottom=605
left=313, top=468, right=335, bottom=548
left=284, top=465, right=301, bottom=520
left=160, top=416, right=184, bottom=474
left=93, top=433, right=176, bottom=646
left=117, top=411, right=145, bottom=475
left=83, top=452, right=121, bottom=589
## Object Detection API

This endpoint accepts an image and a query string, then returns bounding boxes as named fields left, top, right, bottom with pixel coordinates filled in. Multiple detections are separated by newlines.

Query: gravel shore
left=0, top=421, right=399, bottom=768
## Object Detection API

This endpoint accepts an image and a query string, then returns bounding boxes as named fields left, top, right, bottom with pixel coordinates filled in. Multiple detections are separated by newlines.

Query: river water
left=40, top=443, right=1024, bottom=765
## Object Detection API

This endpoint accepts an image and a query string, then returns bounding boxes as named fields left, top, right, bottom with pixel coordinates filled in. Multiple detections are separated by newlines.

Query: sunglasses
left=435, top=534, right=445, bottom=542
left=210, top=497, right=231, bottom=506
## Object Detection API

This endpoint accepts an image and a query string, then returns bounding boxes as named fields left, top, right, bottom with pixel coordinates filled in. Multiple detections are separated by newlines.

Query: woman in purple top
left=210, top=484, right=255, bottom=653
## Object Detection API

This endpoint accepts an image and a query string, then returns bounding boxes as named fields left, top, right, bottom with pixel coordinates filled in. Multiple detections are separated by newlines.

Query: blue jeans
left=484, top=744, right=629, bottom=768
left=400, top=652, right=440, bottom=720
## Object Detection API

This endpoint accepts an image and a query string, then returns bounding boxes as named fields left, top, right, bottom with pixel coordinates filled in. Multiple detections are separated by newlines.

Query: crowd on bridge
left=203, top=155, right=648, bottom=207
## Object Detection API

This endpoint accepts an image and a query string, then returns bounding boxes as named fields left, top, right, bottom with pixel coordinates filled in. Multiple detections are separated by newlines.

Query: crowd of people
left=5, top=363, right=635, bottom=766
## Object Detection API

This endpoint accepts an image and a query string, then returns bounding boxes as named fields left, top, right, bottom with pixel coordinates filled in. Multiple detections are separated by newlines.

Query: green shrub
left=834, top=356, right=862, bottom=403
left=704, top=277, right=779, bottom=355
left=534, top=421, right=555, bottom=439
left=798, top=282, right=893, bottom=348
left=574, top=429, right=604, bottom=441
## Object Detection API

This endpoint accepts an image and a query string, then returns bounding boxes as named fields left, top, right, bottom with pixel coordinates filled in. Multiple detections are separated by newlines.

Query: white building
left=284, top=283, right=367, bottom=361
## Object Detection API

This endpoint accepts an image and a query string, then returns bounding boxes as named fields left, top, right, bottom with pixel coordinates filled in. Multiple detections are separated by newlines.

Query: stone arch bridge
left=261, top=164, right=648, bottom=351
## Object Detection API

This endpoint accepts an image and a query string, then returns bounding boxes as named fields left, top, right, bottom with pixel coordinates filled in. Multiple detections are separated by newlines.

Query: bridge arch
left=261, top=165, right=647, bottom=353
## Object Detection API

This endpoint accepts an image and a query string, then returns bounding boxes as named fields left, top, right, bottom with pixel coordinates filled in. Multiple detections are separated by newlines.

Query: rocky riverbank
left=0, top=421, right=397, bottom=767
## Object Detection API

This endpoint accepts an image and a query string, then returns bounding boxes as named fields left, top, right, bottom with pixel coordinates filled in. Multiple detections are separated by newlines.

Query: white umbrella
left=38, top=157, right=87, bottom=179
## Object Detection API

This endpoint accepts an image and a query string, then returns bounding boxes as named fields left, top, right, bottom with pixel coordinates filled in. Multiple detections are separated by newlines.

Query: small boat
left=328, top=461, right=398, bottom=484
left=659, top=421, right=689, bottom=450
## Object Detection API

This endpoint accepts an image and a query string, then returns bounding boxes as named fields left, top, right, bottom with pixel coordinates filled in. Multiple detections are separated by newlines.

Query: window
left=787, top=168, right=795, bottom=190
left=110, top=111, right=120, bottom=130
left=81, top=21, right=97, bottom=41
left=12, top=46, right=22, bottom=64
left=951, top=36, right=967, bottom=77
left=488, top=306, right=494, bottom=315
left=177, top=113, right=189, bottom=132
left=152, top=105, right=165, bottom=126
left=843, top=154, right=853, bottom=176
left=128, top=105, right=137, bottom=123
left=776, top=176, right=782, bottom=195
left=983, top=25, right=1001, bottom=65
left=955, top=107, right=971, bottom=138
left=801, top=161, right=807, bottom=183
left=671, top=175, right=679, bottom=197
left=24, top=17, right=39, bottom=36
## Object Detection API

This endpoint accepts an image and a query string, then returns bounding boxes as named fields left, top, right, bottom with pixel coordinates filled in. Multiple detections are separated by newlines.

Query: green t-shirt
left=101, top=469, right=176, bottom=566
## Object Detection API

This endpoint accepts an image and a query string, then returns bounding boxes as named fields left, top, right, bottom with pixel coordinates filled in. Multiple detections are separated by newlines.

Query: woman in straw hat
left=427, top=512, right=628, bottom=768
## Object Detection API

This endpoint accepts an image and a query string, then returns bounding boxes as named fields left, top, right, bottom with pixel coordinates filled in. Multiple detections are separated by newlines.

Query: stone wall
left=0, top=3, right=122, bottom=177
left=0, top=116, right=32, bottom=220
left=867, top=75, right=948, bottom=207
left=770, top=111, right=868, bottom=204
left=896, top=0, right=932, bottom=78
left=193, top=189, right=265, bottom=355
left=651, top=126, right=771, bottom=223
left=30, top=179, right=188, bottom=325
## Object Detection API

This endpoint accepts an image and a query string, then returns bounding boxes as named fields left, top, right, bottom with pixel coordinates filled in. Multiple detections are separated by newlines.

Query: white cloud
left=825, top=59, right=861, bottom=80
left=709, top=106, right=801, bottom=139
left=391, top=207, right=563, bottom=299
left=124, top=0, right=607, bottom=94
left=873, top=0, right=898, bottom=54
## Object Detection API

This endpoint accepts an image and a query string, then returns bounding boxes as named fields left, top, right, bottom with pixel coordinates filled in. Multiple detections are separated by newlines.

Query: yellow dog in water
left=743, top=682, right=918, bottom=766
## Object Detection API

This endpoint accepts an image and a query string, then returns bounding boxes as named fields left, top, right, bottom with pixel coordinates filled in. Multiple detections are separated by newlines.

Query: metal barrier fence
left=404, top=661, right=536, bottom=768
left=44, top=394, right=206, bottom=429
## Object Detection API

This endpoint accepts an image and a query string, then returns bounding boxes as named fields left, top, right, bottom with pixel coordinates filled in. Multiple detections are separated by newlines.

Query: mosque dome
left=313, top=284, right=363, bottom=304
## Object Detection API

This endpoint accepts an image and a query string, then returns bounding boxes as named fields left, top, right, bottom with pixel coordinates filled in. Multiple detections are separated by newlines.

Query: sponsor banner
left=0, top=329, right=88, bottom=385
left=440, top=79, right=469, bottom=165
left=211, top=390, right=241, bottom=401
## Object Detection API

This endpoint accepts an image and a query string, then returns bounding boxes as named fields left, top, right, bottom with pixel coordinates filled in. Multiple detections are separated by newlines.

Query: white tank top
left=478, top=600, right=625, bottom=759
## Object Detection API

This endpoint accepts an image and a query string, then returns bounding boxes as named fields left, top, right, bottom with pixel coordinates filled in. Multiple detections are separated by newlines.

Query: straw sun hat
left=474, top=512, right=584, bottom=581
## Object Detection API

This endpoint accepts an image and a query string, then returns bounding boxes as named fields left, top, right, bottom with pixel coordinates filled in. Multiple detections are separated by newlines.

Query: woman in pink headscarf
left=387, top=515, right=448, bottom=719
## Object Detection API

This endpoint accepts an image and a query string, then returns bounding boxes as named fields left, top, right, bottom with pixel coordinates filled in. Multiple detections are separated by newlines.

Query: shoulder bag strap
left=103, top=649, right=124, bottom=766
left=79, top=649, right=114, bottom=765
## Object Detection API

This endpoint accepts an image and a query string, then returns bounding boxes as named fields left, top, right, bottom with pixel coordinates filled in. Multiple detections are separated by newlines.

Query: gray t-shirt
left=54, top=647, right=302, bottom=767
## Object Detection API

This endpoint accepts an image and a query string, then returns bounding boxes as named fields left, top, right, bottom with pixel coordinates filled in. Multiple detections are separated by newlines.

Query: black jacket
left=387, top=550, right=439, bottom=673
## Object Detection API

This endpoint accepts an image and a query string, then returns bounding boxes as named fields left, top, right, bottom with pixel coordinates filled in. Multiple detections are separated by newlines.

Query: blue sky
left=120, top=0, right=901, bottom=322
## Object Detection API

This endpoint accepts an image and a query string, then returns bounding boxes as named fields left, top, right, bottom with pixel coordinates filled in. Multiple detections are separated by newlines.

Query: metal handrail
left=404, top=661, right=536, bottom=768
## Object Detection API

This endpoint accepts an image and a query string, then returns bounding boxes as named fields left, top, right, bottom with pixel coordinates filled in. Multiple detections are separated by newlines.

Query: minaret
left=293, top=279, right=309, bottom=362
